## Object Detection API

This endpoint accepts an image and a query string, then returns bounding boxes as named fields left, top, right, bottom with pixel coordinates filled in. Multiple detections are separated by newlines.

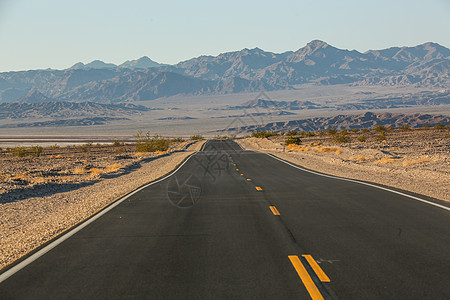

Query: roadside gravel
left=0, top=141, right=205, bottom=271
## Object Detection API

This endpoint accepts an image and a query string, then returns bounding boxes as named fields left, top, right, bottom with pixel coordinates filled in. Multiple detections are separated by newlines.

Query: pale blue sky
left=0, top=0, right=449, bottom=72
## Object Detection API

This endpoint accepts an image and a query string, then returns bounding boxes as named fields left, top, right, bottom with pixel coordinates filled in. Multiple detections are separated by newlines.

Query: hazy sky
left=0, top=0, right=449, bottom=72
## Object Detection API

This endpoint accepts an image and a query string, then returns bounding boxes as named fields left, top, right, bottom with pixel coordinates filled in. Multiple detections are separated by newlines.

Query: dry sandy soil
left=0, top=140, right=205, bottom=271
left=237, top=128, right=450, bottom=202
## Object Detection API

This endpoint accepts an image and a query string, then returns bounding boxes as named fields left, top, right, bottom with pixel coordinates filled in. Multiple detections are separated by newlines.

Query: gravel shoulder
left=236, top=133, right=449, bottom=203
left=0, top=140, right=205, bottom=271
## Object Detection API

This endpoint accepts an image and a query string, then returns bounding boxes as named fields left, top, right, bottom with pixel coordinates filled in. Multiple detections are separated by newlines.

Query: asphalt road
left=0, top=140, right=449, bottom=299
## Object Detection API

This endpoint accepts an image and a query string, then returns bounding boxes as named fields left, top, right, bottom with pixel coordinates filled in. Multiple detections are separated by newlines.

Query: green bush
left=135, top=131, right=170, bottom=152
left=327, top=127, right=337, bottom=135
left=30, top=145, right=43, bottom=157
left=399, top=124, right=410, bottom=131
left=375, top=132, right=386, bottom=142
left=374, top=125, right=386, bottom=132
left=285, top=137, right=302, bottom=145
left=12, top=146, right=27, bottom=157
left=190, top=134, right=203, bottom=140
left=361, top=128, right=370, bottom=133
left=171, top=137, right=184, bottom=143
left=434, top=123, right=445, bottom=130
left=333, top=131, right=350, bottom=143
left=357, top=135, right=367, bottom=142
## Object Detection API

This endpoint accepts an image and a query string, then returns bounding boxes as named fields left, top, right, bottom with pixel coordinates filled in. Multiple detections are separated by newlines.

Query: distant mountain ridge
left=0, top=41, right=448, bottom=102
left=223, top=112, right=450, bottom=133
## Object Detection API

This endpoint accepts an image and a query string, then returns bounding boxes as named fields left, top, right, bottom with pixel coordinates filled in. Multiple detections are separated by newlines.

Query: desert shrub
left=30, top=145, right=43, bottom=157
left=387, top=125, right=395, bottom=131
left=135, top=131, right=170, bottom=152
left=251, top=131, right=279, bottom=138
left=327, top=127, right=337, bottom=135
left=115, top=147, right=125, bottom=155
left=351, top=128, right=359, bottom=133
left=434, top=123, right=445, bottom=130
left=361, top=128, right=369, bottom=133
left=80, top=142, right=92, bottom=153
left=12, top=146, right=27, bottom=157
left=317, top=130, right=326, bottom=136
left=285, top=137, right=302, bottom=145
left=422, top=124, right=431, bottom=130
left=333, top=132, right=350, bottom=143
left=113, top=140, right=124, bottom=146
left=374, top=125, right=386, bottom=132
left=171, top=137, right=184, bottom=143
left=375, top=132, right=386, bottom=142
left=49, top=144, right=60, bottom=149
left=333, top=129, right=350, bottom=143
left=229, top=134, right=237, bottom=139
left=286, top=130, right=299, bottom=136
left=399, top=124, right=410, bottom=131
left=357, top=135, right=367, bottom=142
left=190, top=134, right=203, bottom=140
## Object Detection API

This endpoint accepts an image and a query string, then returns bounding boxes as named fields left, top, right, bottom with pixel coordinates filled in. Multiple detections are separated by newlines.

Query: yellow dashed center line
left=302, top=255, right=330, bottom=282
left=255, top=186, right=263, bottom=191
left=269, top=206, right=280, bottom=215
left=288, top=255, right=324, bottom=300
left=236, top=169, right=239, bottom=171
left=246, top=178, right=251, bottom=181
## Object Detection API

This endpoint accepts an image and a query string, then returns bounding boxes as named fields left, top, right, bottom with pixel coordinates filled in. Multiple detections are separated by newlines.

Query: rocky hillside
left=0, top=101, right=150, bottom=119
left=225, top=112, right=450, bottom=133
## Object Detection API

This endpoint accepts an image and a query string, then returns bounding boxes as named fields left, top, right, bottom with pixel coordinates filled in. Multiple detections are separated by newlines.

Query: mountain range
left=0, top=40, right=448, bottom=103
left=223, top=112, right=450, bottom=133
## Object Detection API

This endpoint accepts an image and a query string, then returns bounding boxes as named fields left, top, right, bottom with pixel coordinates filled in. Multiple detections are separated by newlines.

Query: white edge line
left=234, top=140, right=245, bottom=151
left=0, top=151, right=199, bottom=284
left=266, top=153, right=450, bottom=212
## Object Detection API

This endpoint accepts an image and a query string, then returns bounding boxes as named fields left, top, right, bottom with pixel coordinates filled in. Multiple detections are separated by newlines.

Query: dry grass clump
left=73, top=166, right=87, bottom=175
left=89, top=168, right=103, bottom=177
left=104, top=163, right=122, bottom=173
left=33, top=177, right=48, bottom=184
left=402, top=157, right=430, bottom=166
left=374, top=157, right=397, bottom=164
left=350, top=155, right=371, bottom=162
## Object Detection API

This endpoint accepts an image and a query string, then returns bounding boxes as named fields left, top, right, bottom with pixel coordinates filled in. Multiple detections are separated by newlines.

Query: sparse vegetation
left=333, top=129, right=350, bottom=143
left=135, top=131, right=170, bottom=152
left=30, top=145, right=43, bottom=157
left=357, top=135, right=367, bottom=142
left=12, top=146, right=27, bottom=157
left=327, top=127, right=337, bottom=135
left=374, top=125, right=386, bottom=132
left=190, top=134, right=203, bottom=140
left=375, top=131, right=387, bottom=142
left=434, top=123, right=445, bottom=130
left=113, top=140, right=125, bottom=146
left=171, top=137, right=184, bottom=143
left=285, top=137, right=302, bottom=145
left=399, top=124, right=410, bottom=131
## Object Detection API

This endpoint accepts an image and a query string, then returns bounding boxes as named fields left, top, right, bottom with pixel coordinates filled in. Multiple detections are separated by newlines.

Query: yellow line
left=255, top=186, right=263, bottom=191
left=269, top=206, right=280, bottom=215
left=288, top=256, right=324, bottom=300
left=240, top=174, right=244, bottom=176
left=236, top=169, right=239, bottom=171
left=247, top=178, right=251, bottom=181
left=302, top=255, right=330, bottom=282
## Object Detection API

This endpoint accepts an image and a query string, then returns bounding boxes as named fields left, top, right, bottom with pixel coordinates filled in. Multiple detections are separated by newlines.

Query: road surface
left=1, top=140, right=449, bottom=299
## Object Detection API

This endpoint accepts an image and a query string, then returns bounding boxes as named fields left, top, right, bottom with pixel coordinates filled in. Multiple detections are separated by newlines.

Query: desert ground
left=0, top=140, right=205, bottom=270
